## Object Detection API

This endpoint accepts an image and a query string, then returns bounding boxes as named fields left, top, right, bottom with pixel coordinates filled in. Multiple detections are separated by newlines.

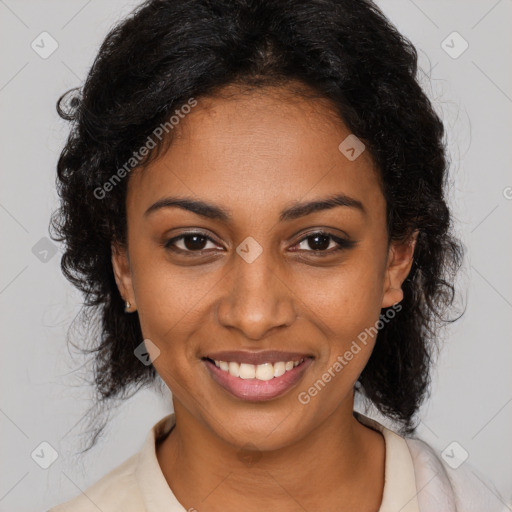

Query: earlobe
left=381, top=230, right=418, bottom=309
left=382, top=286, right=404, bottom=309
left=111, top=242, right=136, bottom=311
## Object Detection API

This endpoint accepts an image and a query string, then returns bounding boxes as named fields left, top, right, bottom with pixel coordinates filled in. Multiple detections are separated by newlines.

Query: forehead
left=127, top=85, right=384, bottom=221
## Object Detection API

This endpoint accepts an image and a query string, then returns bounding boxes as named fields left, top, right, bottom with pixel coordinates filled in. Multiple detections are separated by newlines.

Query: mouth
left=202, top=354, right=314, bottom=402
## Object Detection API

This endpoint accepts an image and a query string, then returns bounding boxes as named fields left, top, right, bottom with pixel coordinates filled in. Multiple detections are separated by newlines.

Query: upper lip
left=203, top=350, right=313, bottom=365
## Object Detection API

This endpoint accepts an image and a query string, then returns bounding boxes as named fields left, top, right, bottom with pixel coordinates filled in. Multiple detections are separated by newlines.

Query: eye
left=292, top=231, right=356, bottom=254
left=164, top=232, right=221, bottom=254
left=163, top=230, right=356, bottom=257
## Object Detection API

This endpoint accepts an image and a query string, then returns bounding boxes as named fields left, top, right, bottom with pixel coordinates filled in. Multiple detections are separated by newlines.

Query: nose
left=216, top=247, right=297, bottom=340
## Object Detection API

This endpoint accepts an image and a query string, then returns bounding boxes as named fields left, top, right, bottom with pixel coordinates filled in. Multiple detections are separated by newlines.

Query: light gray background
left=1, top=1, right=511, bottom=511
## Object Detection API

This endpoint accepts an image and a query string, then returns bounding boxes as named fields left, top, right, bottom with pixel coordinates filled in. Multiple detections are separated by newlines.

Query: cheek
left=128, top=243, right=201, bottom=335
left=128, top=255, right=217, bottom=384
left=295, top=252, right=386, bottom=373
left=301, top=256, right=386, bottom=331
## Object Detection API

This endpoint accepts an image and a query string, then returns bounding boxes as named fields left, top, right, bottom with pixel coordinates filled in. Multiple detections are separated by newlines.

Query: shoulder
left=47, top=414, right=177, bottom=512
left=47, top=452, right=146, bottom=512
left=404, top=436, right=511, bottom=512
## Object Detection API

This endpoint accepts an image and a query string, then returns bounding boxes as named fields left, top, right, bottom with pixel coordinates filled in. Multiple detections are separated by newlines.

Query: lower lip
left=203, top=358, right=313, bottom=402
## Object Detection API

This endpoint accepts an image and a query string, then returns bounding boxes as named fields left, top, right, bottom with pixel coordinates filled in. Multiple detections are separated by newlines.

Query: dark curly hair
left=50, top=0, right=464, bottom=452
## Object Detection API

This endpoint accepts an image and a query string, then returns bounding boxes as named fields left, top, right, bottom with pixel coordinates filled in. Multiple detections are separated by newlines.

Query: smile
left=202, top=356, right=313, bottom=401
left=212, top=358, right=304, bottom=380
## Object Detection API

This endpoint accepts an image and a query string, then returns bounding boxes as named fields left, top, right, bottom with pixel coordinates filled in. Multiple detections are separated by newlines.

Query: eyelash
left=163, top=230, right=356, bottom=257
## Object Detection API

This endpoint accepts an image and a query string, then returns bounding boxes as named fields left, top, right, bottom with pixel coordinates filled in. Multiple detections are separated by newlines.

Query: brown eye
left=294, top=231, right=356, bottom=254
left=301, top=233, right=332, bottom=251
left=164, top=232, right=219, bottom=253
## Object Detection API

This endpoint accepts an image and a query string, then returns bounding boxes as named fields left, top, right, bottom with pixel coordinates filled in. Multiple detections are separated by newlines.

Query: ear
left=381, top=230, right=418, bottom=308
left=111, top=242, right=136, bottom=310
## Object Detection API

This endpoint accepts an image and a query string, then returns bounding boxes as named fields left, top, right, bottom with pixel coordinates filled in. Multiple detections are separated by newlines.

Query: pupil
left=309, top=234, right=329, bottom=251
left=185, top=235, right=206, bottom=251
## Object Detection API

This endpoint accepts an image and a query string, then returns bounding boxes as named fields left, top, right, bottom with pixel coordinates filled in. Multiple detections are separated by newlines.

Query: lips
left=203, top=350, right=312, bottom=365
left=202, top=351, right=314, bottom=401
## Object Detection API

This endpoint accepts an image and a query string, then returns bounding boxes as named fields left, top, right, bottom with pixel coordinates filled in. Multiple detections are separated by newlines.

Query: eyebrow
left=144, top=193, right=366, bottom=222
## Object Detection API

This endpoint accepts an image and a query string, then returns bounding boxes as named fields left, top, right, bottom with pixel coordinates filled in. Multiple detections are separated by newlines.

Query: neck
left=156, top=395, right=385, bottom=512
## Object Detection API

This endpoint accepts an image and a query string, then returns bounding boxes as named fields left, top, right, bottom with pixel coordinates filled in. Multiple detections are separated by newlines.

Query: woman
left=48, top=0, right=509, bottom=511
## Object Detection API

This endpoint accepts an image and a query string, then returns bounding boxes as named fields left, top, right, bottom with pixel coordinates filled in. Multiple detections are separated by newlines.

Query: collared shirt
left=48, top=412, right=510, bottom=512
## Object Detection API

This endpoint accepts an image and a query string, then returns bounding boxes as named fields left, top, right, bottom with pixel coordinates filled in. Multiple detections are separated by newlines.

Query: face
left=112, top=84, right=415, bottom=450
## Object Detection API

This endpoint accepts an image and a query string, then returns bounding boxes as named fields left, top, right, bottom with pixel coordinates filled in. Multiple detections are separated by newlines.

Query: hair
left=50, top=0, right=464, bottom=451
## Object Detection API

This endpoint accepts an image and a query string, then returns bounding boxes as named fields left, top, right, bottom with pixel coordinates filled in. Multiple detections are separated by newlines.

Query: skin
left=112, top=83, right=417, bottom=512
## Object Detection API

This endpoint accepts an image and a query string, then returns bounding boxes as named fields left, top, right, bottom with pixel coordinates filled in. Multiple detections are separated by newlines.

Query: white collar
left=355, top=411, right=420, bottom=512
left=134, top=412, right=420, bottom=512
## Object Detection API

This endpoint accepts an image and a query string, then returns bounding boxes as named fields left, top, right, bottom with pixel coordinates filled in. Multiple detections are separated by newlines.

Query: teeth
left=228, top=362, right=240, bottom=377
left=239, top=363, right=255, bottom=379
left=213, top=358, right=305, bottom=380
